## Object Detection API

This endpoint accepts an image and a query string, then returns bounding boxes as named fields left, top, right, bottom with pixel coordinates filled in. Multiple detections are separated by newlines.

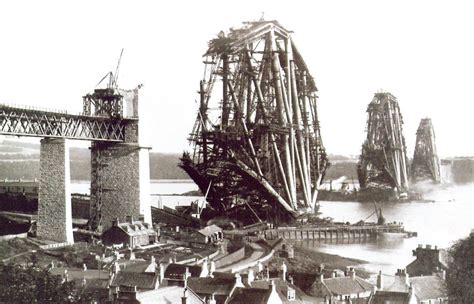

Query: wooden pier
left=263, top=224, right=411, bottom=241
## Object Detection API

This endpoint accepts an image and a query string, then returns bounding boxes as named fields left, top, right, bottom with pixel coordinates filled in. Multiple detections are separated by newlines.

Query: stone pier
left=90, top=142, right=151, bottom=232
left=37, top=138, right=74, bottom=243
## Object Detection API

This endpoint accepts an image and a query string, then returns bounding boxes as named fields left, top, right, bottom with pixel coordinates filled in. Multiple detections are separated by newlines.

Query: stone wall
left=90, top=142, right=151, bottom=232
left=37, top=138, right=74, bottom=243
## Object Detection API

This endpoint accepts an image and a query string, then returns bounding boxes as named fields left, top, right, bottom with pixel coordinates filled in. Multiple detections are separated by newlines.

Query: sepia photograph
left=0, top=1, right=472, bottom=303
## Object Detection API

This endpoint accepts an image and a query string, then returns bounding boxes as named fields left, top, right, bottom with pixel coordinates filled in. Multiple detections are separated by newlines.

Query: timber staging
left=226, top=224, right=416, bottom=241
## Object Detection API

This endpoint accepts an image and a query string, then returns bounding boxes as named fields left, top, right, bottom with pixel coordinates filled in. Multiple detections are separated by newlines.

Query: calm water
left=71, top=180, right=473, bottom=274
left=299, top=184, right=473, bottom=274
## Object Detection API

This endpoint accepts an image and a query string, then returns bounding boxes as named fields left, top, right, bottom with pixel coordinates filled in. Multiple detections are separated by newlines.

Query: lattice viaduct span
left=0, top=86, right=151, bottom=243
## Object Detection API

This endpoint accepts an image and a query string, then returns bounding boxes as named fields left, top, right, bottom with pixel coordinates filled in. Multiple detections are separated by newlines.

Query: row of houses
left=48, top=239, right=449, bottom=304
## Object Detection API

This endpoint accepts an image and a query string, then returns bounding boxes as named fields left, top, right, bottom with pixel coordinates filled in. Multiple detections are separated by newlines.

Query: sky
left=0, top=0, right=473, bottom=158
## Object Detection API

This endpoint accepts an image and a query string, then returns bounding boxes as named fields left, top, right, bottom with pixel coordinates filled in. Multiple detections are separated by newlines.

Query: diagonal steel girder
left=0, top=104, right=134, bottom=142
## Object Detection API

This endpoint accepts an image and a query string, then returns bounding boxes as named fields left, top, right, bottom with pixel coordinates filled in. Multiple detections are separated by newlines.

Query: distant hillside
left=0, top=140, right=187, bottom=180
left=0, top=140, right=472, bottom=183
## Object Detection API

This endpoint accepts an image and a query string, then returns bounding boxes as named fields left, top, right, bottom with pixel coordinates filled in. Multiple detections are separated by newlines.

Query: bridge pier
left=90, top=142, right=151, bottom=232
left=37, top=138, right=74, bottom=243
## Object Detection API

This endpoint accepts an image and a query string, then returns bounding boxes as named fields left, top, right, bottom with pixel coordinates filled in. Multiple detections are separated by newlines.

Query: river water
left=71, top=180, right=473, bottom=274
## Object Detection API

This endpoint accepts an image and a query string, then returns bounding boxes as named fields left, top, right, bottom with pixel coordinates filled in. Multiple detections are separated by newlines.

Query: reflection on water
left=297, top=183, right=473, bottom=274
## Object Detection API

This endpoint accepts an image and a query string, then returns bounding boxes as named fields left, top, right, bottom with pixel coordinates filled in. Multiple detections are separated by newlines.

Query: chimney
left=426, top=244, right=432, bottom=250
left=138, top=214, right=145, bottom=222
left=83, top=263, right=87, bottom=271
left=158, top=263, right=165, bottom=284
left=318, top=264, right=325, bottom=273
left=247, top=268, right=255, bottom=286
left=207, top=294, right=217, bottom=304
left=112, top=218, right=119, bottom=227
left=182, top=287, right=188, bottom=304
left=349, top=267, right=356, bottom=280
left=201, top=259, right=209, bottom=278
left=332, top=271, right=336, bottom=278
left=319, top=273, right=324, bottom=282
left=129, top=249, right=135, bottom=260
left=126, top=215, right=133, bottom=223
left=112, top=261, right=120, bottom=274
left=281, top=262, right=287, bottom=281
left=269, top=279, right=277, bottom=293
left=265, top=267, right=270, bottom=281
left=257, top=261, right=263, bottom=273
left=209, top=261, right=216, bottom=276
left=234, top=272, right=244, bottom=288
left=176, top=226, right=180, bottom=233
left=82, top=277, right=87, bottom=287
left=440, top=269, right=446, bottom=280
left=288, top=275, right=294, bottom=285
left=377, top=271, right=383, bottom=290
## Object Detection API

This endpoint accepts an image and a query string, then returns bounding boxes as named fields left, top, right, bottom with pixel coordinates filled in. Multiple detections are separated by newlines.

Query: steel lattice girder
left=0, top=105, right=133, bottom=142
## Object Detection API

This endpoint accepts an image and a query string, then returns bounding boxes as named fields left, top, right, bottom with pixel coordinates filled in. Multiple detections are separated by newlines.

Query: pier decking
left=263, top=224, right=412, bottom=241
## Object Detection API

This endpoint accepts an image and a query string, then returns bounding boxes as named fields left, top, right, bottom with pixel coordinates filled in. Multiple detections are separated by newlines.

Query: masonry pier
left=37, top=138, right=74, bottom=243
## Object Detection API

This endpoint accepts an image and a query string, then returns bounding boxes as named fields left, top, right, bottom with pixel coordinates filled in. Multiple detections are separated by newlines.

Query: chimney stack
left=138, top=214, right=145, bottom=222
left=159, top=263, right=165, bottom=284
left=349, top=267, right=356, bottom=280
left=112, top=218, right=119, bottom=227
left=281, top=262, right=287, bottom=281
left=377, top=271, right=383, bottom=290
left=234, top=272, right=244, bottom=288
left=126, top=215, right=133, bottom=223
left=181, top=288, right=188, bottom=304
left=207, top=294, right=216, bottom=304
left=247, top=268, right=255, bottom=286
left=332, top=271, right=336, bottom=278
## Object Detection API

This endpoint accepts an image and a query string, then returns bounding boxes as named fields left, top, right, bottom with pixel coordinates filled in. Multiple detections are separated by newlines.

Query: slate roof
left=164, top=263, right=202, bottom=280
left=369, top=291, right=411, bottom=304
left=323, top=276, right=374, bottom=296
left=410, top=275, right=447, bottom=301
left=117, top=221, right=157, bottom=237
left=137, top=286, right=205, bottom=304
left=110, top=272, right=158, bottom=290
left=50, top=267, right=109, bottom=280
left=250, top=278, right=317, bottom=303
left=198, top=224, right=222, bottom=237
left=188, top=277, right=236, bottom=296
left=309, top=276, right=374, bottom=297
left=119, top=259, right=152, bottom=273
left=226, top=287, right=271, bottom=304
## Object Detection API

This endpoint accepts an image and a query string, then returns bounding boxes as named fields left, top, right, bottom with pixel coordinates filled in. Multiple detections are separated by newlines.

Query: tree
left=0, top=264, right=79, bottom=303
left=446, top=232, right=474, bottom=303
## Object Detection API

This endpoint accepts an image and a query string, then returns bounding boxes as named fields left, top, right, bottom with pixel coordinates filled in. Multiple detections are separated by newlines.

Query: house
left=164, top=263, right=208, bottom=286
left=406, top=244, right=449, bottom=277
left=197, top=224, right=224, bottom=244
left=102, top=216, right=158, bottom=249
left=307, top=267, right=375, bottom=303
left=187, top=272, right=244, bottom=304
left=270, top=238, right=295, bottom=259
left=0, top=179, right=38, bottom=196
left=226, top=280, right=282, bottom=304
left=375, top=269, right=448, bottom=303
left=368, top=291, right=417, bottom=304
left=117, top=285, right=205, bottom=304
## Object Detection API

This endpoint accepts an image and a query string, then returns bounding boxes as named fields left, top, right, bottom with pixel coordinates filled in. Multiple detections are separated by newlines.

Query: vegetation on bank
left=267, top=245, right=370, bottom=291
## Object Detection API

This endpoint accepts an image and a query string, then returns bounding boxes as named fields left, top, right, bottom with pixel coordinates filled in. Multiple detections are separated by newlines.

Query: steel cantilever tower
left=357, top=92, right=410, bottom=197
left=411, top=118, right=441, bottom=183
left=180, top=20, right=328, bottom=224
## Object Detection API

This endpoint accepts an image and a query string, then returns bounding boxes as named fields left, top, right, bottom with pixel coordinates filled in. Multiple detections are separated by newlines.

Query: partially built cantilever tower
left=357, top=92, right=410, bottom=198
left=179, top=20, right=329, bottom=224
left=411, top=118, right=441, bottom=183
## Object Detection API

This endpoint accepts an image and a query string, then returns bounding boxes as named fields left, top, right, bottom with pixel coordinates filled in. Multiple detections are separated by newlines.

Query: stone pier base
left=37, top=138, right=74, bottom=243
left=90, top=142, right=151, bottom=232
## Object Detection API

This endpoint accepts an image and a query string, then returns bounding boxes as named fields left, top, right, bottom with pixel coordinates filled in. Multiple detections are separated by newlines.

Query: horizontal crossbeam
left=0, top=105, right=135, bottom=142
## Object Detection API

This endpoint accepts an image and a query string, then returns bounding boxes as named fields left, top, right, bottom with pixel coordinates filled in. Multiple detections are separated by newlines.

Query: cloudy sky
left=0, top=0, right=472, bottom=157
